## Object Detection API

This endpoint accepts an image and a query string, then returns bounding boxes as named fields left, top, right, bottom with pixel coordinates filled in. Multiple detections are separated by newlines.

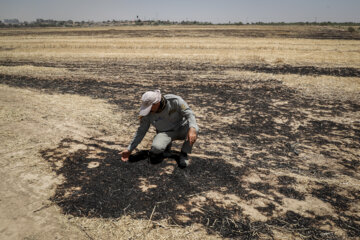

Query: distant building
left=3, top=19, right=20, bottom=24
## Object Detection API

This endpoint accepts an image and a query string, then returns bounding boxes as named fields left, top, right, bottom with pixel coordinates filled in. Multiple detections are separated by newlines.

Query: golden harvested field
left=0, top=25, right=360, bottom=239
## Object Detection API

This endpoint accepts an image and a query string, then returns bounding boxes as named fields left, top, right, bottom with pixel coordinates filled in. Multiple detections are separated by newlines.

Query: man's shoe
left=149, top=152, right=163, bottom=164
left=178, top=152, right=189, bottom=169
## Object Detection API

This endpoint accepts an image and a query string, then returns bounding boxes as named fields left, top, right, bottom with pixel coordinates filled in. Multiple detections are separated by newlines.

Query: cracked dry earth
left=1, top=59, right=360, bottom=239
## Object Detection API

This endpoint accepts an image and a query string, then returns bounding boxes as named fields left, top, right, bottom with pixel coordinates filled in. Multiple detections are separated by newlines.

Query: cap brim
left=139, top=103, right=152, bottom=116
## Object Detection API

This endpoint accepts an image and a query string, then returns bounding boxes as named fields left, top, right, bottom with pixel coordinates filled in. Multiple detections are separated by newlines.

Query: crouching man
left=121, top=90, right=199, bottom=168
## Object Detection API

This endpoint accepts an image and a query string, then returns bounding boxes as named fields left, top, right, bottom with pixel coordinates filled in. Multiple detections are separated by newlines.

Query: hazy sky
left=1, top=0, right=359, bottom=23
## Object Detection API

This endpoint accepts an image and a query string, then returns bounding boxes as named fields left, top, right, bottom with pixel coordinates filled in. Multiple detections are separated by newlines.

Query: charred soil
left=1, top=59, right=359, bottom=239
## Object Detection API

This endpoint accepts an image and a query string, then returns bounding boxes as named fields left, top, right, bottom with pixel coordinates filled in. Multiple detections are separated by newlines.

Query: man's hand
left=121, top=149, right=131, bottom=162
left=186, top=127, right=197, bottom=145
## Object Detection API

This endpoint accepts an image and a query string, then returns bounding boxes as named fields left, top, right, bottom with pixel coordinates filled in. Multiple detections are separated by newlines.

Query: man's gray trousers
left=150, top=124, right=193, bottom=154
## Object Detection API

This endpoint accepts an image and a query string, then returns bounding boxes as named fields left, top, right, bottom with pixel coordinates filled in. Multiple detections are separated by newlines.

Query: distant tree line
left=250, top=21, right=360, bottom=26
left=0, top=18, right=359, bottom=28
left=0, top=19, right=92, bottom=28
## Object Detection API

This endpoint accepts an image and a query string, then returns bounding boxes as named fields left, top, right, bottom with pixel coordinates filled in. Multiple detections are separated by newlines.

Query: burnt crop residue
left=41, top=138, right=259, bottom=239
left=1, top=60, right=360, bottom=77
left=1, top=59, right=359, bottom=238
left=40, top=136, right=359, bottom=239
left=1, top=27, right=360, bottom=40
left=237, top=64, right=360, bottom=77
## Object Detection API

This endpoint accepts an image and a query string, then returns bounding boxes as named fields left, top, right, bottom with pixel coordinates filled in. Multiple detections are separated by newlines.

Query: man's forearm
left=127, top=117, right=150, bottom=151
left=127, top=132, right=145, bottom=151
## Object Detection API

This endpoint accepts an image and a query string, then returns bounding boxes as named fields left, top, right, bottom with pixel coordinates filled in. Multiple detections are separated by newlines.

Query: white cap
left=139, top=90, right=161, bottom=116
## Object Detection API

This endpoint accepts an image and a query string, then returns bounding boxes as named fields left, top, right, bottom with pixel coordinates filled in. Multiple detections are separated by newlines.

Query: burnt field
left=0, top=26, right=359, bottom=239
left=1, top=25, right=360, bottom=40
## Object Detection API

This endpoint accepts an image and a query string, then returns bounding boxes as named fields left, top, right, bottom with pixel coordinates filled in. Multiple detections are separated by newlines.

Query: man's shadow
left=41, top=137, right=260, bottom=238
left=41, top=135, right=355, bottom=238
